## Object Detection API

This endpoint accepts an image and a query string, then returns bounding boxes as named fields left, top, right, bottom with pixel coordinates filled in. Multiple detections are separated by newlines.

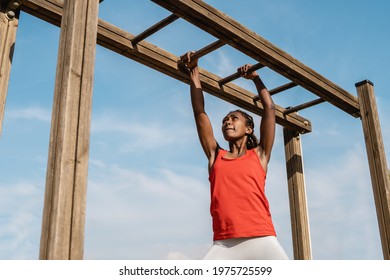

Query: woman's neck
left=229, top=137, right=247, bottom=156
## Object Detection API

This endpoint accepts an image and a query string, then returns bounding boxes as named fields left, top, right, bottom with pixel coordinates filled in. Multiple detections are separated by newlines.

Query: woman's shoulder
left=251, top=146, right=262, bottom=157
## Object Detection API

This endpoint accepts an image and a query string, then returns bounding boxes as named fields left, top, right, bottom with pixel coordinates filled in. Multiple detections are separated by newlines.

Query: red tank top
left=209, top=148, right=276, bottom=240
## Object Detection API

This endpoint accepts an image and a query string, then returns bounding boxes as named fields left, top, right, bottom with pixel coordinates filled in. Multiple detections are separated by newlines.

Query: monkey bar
left=131, top=13, right=179, bottom=45
left=0, top=0, right=388, bottom=260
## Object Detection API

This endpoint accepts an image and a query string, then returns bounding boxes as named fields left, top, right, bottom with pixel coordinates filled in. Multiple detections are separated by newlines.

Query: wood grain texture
left=284, top=128, right=312, bottom=260
left=0, top=3, right=18, bottom=136
left=39, top=0, right=99, bottom=260
left=356, top=81, right=390, bottom=259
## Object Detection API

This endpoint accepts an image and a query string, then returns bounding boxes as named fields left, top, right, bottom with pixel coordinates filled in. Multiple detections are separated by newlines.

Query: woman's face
left=222, top=112, right=252, bottom=141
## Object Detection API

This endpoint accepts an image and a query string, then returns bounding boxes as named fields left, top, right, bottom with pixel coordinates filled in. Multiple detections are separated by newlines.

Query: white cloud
left=215, top=51, right=236, bottom=78
left=304, top=143, right=382, bottom=259
left=6, top=107, right=51, bottom=123
left=89, top=159, right=107, bottom=169
left=91, top=112, right=194, bottom=153
left=0, top=181, right=43, bottom=259
left=204, top=50, right=235, bottom=79
left=84, top=162, right=211, bottom=259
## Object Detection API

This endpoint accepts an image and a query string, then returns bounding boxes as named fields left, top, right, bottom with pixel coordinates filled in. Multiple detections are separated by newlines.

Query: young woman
left=181, top=51, right=288, bottom=260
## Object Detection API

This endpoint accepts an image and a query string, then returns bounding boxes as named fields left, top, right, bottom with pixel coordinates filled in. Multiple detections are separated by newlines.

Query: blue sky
left=0, top=0, right=389, bottom=260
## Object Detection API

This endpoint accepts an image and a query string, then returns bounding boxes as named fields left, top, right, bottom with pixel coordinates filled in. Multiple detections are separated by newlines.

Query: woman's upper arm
left=188, top=65, right=218, bottom=163
left=259, top=103, right=276, bottom=163
left=194, top=111, right=218, bottom=162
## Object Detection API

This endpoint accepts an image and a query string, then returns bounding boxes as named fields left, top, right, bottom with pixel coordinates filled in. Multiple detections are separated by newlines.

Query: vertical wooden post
left=39, top=0, right=99, bottom=260
left=283, top=128, right=312, bottom=259
left=356, top=80, right=390, bottom=260
left=0, top=0, right=19, bottom=135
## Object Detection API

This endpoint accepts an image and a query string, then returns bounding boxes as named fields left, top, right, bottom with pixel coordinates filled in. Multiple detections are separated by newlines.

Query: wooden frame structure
left=0, top=0, right=389, bottom=260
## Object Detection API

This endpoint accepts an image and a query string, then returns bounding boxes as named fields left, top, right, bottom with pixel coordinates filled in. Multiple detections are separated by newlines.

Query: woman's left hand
left=238, top=64, right=258, bottom=80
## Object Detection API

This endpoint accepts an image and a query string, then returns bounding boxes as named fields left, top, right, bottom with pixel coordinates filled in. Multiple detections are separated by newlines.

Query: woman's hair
left=229, top=110, right=259, bottom=150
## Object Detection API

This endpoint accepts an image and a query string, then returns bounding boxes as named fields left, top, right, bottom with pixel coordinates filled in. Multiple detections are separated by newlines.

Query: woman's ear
left=246, top=126, right=253, bottom=135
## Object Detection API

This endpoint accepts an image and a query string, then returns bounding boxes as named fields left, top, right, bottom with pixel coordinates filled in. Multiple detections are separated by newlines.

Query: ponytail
left=246, top=132, right=259, bottom=150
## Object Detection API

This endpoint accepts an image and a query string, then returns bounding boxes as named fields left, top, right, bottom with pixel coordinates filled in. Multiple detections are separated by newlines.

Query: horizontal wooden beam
left=269, top=82, right=298, bottom=96
left=131, top=13, right=179, bottom=45
left=253, top=81, right=297, bottom=102
left=284, top=98, right=326, bottom=115
left=218, top=62, right=264, bottom=85
left=191, top=39, right=225, bottom=60
left=151, top=0, right=360, bottom=118
left=20, top=0, right=312, bottom=133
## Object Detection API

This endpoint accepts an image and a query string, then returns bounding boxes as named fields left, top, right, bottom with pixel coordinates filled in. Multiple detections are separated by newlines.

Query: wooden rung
left=191, top=40, right=225, bottom=60
left=131, top=13, right=179, bottom=44
left=284, top=98, right=325, bottom=114
left=253, top=81, right=297, bottom=101
left=218, top=62, right=264, bottom=85
left=269, top=81, right=297, bottom=95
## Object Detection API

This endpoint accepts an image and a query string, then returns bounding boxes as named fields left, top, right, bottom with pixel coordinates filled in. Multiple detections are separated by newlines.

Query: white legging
left=203, top=236, right=289, bottom=260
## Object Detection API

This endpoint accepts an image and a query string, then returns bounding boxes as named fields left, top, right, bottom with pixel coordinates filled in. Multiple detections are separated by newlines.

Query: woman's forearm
left=252, top=75, right=274, bottom=109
